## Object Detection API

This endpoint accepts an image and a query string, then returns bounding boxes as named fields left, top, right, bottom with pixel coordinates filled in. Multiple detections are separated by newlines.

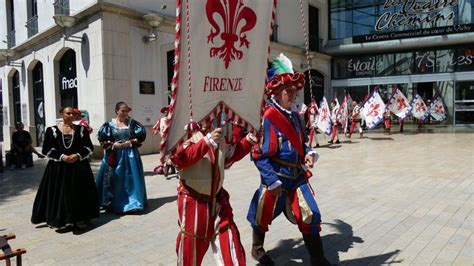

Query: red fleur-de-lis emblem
left=206, top=0, right=257, bottom=69
left=320, top=107, right=328, bottom=121
left=368, top=103, right=380, bottom=117
left=435, top=104, right=444, bottom=113
left=416, top=102, right=426, bottom=112
left=396, top=98, right=407, bottom=110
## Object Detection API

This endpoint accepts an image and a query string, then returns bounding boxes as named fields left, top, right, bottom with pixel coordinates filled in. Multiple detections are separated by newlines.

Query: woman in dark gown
left=31, top=107, right=99, bottom=230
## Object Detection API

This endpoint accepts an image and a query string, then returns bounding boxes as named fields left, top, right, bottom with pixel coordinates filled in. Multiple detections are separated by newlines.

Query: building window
left=59, top=50, right=78, bottom=108
left=304, top=70, right=324, bottom=105
left=32, top=62, right=45, bottom=146
left=166, top=50, right=174, bottom=105
left=54, top=0, right=70, bottom=15
left=12, top=71, right=21, bottom=124
left=6, top=0, right=16, bottom=48
left=26, top=0, right=38, bottom=38
left=308, top=6, right=319, bottom=51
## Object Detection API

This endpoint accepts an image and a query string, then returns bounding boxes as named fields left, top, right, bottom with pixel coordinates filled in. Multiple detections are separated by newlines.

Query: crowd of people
left=10, top=53, right=440, bottom=266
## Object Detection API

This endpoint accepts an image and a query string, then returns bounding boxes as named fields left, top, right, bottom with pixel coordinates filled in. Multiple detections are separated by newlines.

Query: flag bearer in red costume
left=348, top=100, right=363, bottom=139
left=247, top=54, right=330, bottom=266
left=306, top=103, right=320, bottom=148
left=171, top=121, right=257, bottom=266
left=328, top=100, right=341, bottom=144
left=383, top=107, right=391, bottom=135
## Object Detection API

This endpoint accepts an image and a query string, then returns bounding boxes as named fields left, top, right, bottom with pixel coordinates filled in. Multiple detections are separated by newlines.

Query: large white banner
left=163, top=0, right=275, bottom=154
left=411, top=94, right=429, bottom=120
left=316, top=97, right=332, bottom=135
left=361, top=90, right=386, bottom=130
left=387, top=88, right=412, bottom=120
left=428, top=95, right=447, bottom=121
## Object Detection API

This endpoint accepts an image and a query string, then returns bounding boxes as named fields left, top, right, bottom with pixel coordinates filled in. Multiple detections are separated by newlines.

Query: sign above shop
left=352, top=0, right=474, bottom=43
left=353, top=23, right=474, bottom=43
left=375, top=0, right=458, bottom=31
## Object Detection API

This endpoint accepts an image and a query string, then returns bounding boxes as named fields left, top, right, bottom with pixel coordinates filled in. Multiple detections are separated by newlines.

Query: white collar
left=271, top=95, right=292, bottom=115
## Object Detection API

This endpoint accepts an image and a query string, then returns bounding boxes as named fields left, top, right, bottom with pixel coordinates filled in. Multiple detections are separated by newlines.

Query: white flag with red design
left=411, top=94, right=429, bottom=120
left=316, top=97, right=332, bottom=135
left=361, top=91, right=386, bottom=130
left=162, top=0, right=275, bottom=154
left=387, top=88, right=412, bottom=120
left=428, top=95, right=447, bottom=121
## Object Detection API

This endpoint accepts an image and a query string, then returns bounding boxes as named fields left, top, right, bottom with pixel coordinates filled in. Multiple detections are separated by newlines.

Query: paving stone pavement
left=0, top=126, right=473, bottom=265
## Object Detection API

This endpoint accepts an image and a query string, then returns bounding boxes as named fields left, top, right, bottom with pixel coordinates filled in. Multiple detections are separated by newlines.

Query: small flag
left=411, top=94, right=429, bottom=120
left=361, top=90, right=386, bottom=130
left=387, top=88, right=412, bottom=120
left=316, top=97, right=332, bottom=135
left=428, top=95, right=447, bottom=121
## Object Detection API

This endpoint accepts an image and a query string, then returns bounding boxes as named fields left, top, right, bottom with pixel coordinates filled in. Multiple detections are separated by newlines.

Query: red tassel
left=184, top=121, right=201, bottom=132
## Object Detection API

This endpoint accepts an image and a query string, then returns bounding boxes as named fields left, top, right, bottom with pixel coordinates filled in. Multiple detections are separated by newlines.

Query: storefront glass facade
left=332, top=46, right=474, bottom=79
left=328, top=1, right=474, bottom=125
left=330, top=0, right=474, bottom=40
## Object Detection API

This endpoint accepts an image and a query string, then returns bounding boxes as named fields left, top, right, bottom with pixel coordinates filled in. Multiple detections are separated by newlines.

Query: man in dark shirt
left=10, top=122, right=44, bottom=169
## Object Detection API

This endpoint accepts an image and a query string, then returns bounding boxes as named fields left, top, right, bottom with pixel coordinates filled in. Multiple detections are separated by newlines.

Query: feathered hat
left=265, top=53, right=304, bottom=95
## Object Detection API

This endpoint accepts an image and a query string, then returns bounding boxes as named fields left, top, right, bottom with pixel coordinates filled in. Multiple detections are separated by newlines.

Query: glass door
left=454, top=81, right=474, bottom=125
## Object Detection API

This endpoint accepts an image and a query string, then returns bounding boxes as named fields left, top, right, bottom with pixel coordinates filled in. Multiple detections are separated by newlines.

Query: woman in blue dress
left=96, top=101, right=147, bottom=213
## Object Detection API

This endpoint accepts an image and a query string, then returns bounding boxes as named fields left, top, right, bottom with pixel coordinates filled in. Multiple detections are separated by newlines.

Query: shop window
left=454, top=81, right=474, bottom=125
left=394, top=52, right=413, bottom=75
left=59, top=49, right=78, bottom=108
left=436, top=49, right=456, bottom=73
left=332, top=58, right=352, bottom=79
left=32, top=62, right=45, bottom=146
left=455, top=47, right=474, bottom=72
left=376, top=54, right=395, bottom=76
left=12, top=72, right=21, bottom=124
left=415, top=51, right=435, bottom=74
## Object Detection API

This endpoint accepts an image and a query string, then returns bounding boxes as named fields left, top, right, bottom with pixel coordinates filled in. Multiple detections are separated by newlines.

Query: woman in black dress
left=31, top=107, right=99, bottom=230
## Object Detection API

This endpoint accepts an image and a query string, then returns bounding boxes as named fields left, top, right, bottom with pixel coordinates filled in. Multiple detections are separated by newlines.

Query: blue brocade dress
left=96, top=119, right=147, bottom=213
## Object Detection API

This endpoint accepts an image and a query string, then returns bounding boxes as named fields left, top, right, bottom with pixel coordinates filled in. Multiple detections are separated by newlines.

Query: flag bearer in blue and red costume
left=247, top=54, right=331, bottom=266
left=171, top=120, right=258, bottom=266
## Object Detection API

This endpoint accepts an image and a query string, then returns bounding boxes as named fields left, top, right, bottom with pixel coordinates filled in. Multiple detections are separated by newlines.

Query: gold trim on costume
left=297, top=187, right=313, bottom=224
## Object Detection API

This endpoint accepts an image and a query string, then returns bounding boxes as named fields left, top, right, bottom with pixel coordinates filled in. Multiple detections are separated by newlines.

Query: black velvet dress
left=31, top=125, right=99, bottom=228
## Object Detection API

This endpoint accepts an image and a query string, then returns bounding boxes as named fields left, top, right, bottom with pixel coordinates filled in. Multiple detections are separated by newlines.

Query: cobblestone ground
left=1, top=126, right=473, bottom=265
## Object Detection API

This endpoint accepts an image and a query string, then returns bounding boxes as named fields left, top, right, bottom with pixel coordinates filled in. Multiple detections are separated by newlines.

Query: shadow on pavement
left=144, top=170, right=157, bottom=177
left=368, top=137, right=394, bottom=141
left=267, top=219, right=401, bottom=265
left=143, top=196, right=177, bottom=214
left=0, top=159, right=47, bottom=204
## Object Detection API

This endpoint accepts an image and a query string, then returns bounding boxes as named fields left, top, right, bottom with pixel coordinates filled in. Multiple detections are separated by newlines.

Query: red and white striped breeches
left=176, top=186, right=246, bottom=266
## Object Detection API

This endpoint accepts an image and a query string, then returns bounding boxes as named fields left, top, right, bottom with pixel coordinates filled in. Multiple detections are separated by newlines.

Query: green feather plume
left=272, top=53, right=294, bottom=75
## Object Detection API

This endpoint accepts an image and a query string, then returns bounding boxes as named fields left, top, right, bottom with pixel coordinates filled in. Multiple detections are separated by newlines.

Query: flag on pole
left=361, top=90, right=386, bottom=130
left=428, top=95, right=447, bottom=121
left=411, top=94, right=429, bottom=120
left=161, top=0, right=276, bottom=156
left=316, top=97, right=332, bottom=135
left=387, top=88, right=412, bottom=120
